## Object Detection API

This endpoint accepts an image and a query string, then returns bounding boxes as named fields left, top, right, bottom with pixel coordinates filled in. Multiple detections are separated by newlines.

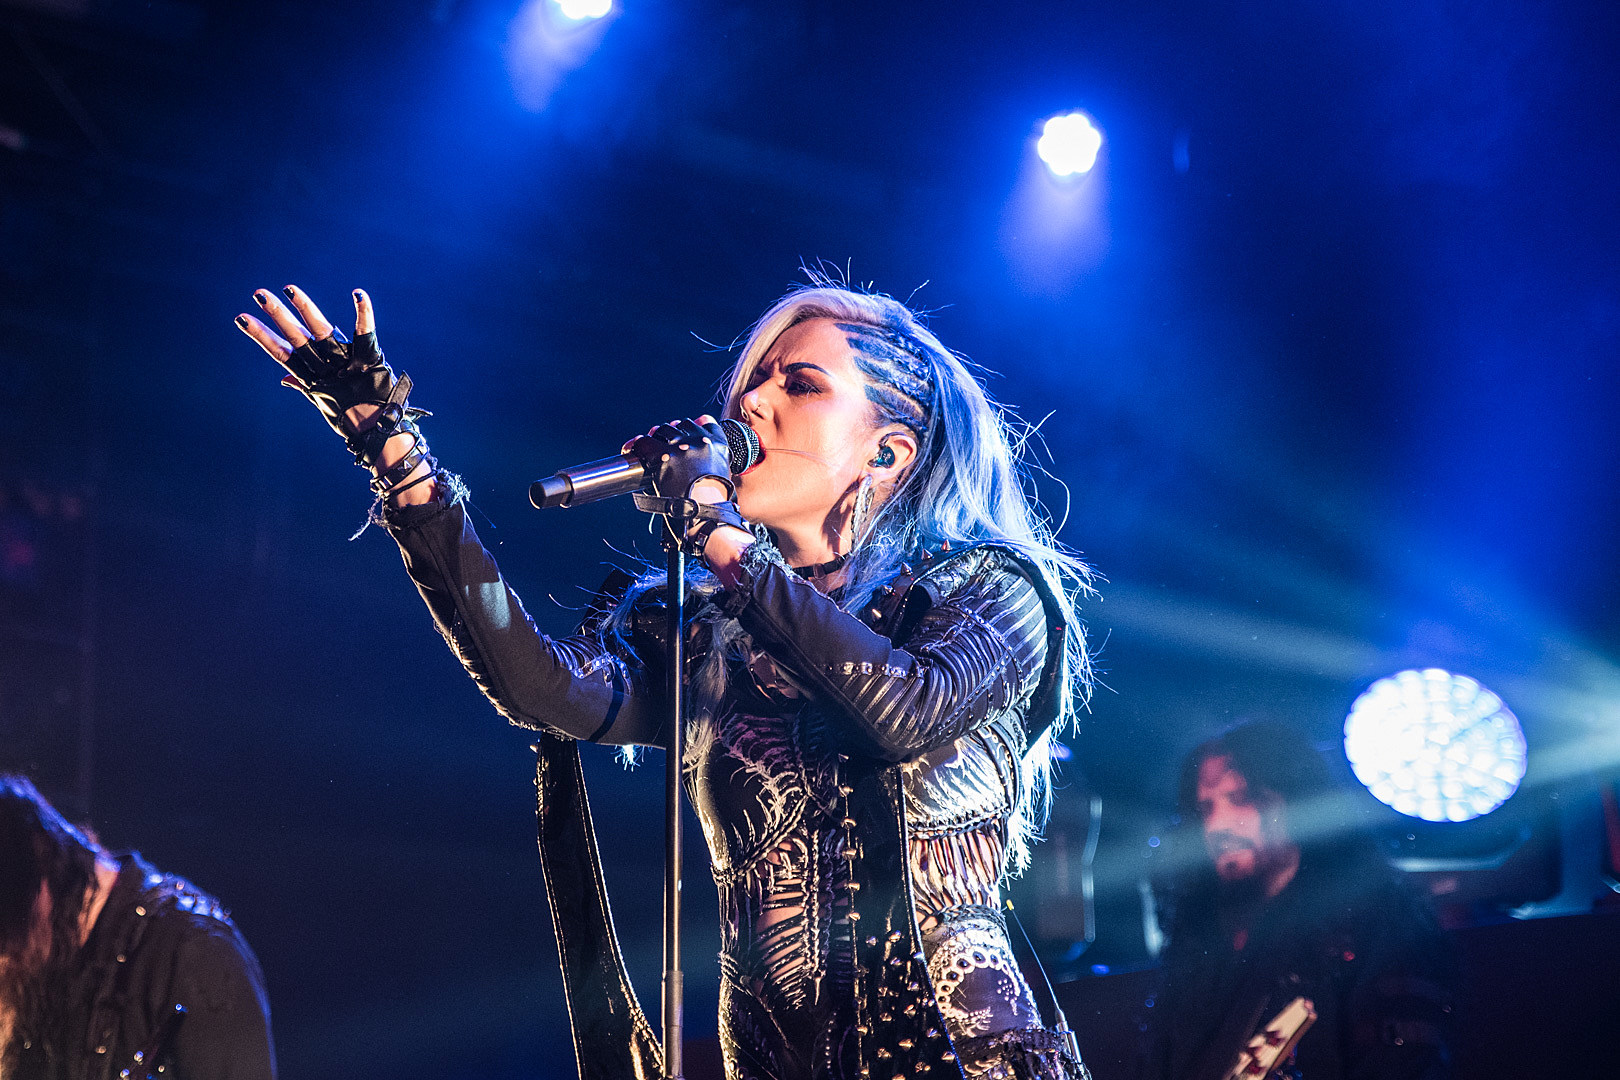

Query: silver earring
left=850, top=475, right=875, bottom=548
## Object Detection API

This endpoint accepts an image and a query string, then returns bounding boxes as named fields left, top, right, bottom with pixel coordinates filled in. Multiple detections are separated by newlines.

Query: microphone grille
left=720, top=418, right=761, bottom=475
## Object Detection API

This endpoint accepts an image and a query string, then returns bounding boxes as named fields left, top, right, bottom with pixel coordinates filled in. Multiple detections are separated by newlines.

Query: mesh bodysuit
left=385, top=495, right=1081, bottom=1080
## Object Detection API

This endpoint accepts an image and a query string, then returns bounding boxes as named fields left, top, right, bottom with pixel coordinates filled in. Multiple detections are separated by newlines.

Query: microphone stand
left=534, top=432, right=762, bottom=1080
left=660, top=510, right=687, bottom=1080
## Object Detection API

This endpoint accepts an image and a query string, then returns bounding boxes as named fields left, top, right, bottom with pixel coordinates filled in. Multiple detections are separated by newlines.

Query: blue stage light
left=508, top=0, right=612, bottom=111
left=553, top=0, right=610, bottom=20
left=1037, top=112, right=1103, bottom=178
left=1343, top=669, right=1527, bottom=823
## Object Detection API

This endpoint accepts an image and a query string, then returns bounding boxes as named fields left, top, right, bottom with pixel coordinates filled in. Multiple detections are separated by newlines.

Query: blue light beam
left=1000, top=111, right=1110, bottom=294
left=507, top=0, right=615, bottom=112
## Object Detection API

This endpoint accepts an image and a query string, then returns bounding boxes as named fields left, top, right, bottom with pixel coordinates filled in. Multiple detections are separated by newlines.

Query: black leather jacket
left=10, top=853, right=276, bottom=1080
left=386, top=495, right=1082, bottom=1080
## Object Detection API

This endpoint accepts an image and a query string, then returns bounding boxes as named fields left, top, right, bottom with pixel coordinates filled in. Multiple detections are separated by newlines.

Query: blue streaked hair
left=717, top=278, right=1096, bottom=873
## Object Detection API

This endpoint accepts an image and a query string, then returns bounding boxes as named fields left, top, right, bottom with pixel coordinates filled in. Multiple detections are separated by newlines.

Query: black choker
left=791, top=553, right=848, bottom=579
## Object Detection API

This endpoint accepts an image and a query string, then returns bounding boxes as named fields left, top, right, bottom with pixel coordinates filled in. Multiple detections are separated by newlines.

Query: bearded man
left=1144, top=723, right=1454, bottom=1080
left=0, top=775, right=275, bottom=1080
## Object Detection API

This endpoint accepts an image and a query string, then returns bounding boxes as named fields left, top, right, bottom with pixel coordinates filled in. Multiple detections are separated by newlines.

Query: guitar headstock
left=1224, top=996, right=1317, bottom=1080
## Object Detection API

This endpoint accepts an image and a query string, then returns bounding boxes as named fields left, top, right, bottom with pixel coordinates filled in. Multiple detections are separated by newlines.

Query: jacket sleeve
left=723, top=547, right=1051, bottom=763
left=161, top=917, right=279, bottom=1080
left=383, top=495, right=665, bottom=745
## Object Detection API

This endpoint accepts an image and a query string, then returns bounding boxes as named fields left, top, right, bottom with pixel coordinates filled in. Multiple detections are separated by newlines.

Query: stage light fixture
left=1037, top=112, right=1103, bottom=178
left=553, top=0, right=610, bottom=20
left=1344, top=668, right=1527, bottom=823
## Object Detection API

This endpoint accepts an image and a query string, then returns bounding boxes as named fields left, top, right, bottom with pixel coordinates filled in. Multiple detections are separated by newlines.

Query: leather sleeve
left=161, top=918, right=279, bottom=1080
left=383, top=496, right=665, bottom=745
left=724, top=548, right=1050, bottom=763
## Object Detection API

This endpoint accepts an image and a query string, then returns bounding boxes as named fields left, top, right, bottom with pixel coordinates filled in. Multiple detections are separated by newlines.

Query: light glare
left=1037, top=112, right=1103, bottom=178
left=554, top=0, right=610, bottom=19
left=1344, top=668, right=1526, bottom=822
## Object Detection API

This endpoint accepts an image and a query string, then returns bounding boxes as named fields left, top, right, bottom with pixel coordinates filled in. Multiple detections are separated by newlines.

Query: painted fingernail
left=235, top=314, right=249, bottom=328
left=253, top=291, right=270, bottom=307
left=281, top=286, right=297, bottom=300
left=353, top=289, right=364, bottom=300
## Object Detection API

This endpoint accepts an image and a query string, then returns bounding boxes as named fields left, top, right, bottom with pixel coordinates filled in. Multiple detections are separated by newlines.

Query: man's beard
left=1212, top=849, right=1275, bottom=922
left=1214, top=865, right=1267, bottom=905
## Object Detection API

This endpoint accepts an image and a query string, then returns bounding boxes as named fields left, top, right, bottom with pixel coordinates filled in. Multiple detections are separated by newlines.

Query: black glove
left=629, top=418, right=733, bottom=499
left=283, top=329, right=426, bottom=469
left=628, top=418, right=748, bottom=556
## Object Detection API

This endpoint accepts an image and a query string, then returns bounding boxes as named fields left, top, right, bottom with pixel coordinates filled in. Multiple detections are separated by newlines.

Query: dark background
left=1, top=0, right=1617, bottom=1076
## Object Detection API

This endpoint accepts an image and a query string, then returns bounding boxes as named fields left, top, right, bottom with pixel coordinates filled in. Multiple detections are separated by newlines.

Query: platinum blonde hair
left=720, top=280, right=1095, bottom=874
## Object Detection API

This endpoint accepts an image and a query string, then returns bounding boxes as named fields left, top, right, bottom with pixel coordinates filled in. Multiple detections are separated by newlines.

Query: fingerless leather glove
left=283, top=329, right=426, bottom=470
left=628, top=418, right=748, bottom=556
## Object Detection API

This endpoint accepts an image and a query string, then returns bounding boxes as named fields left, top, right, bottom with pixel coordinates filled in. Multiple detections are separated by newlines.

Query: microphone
left=530, top=418, right=761, bottom=510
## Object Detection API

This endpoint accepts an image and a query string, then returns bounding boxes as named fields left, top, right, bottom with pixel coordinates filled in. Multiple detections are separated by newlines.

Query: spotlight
left=553, top=0, right=610, bottom=20
left=1344, top=669, right=1527, bottom=823
left=1037, top=112, right=1103, bottom=178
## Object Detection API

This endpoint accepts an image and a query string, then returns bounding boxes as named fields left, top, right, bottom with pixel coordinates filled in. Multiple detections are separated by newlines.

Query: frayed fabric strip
left=719, top=527, right=792, bottom=617
left=739, top=525, right=791, bottom=574
left=355, top=469, right=470, bottom=540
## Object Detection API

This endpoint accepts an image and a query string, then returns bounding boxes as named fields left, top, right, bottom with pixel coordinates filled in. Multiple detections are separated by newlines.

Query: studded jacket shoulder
left=720, top=541, right=1064, bottom=766
left=14, top=853, right=277, bottom=1080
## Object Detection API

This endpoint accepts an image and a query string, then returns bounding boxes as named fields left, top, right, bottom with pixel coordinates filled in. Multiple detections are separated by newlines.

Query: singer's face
left=730, top=318, right=884, bottom=541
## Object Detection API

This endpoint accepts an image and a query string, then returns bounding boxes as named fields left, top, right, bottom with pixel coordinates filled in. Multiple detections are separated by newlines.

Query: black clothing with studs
left=13, top=853, right=275, bottom=1080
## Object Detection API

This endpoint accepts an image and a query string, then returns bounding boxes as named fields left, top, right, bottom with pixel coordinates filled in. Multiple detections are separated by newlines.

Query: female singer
left=237, top=279, right=1093, bottom=1080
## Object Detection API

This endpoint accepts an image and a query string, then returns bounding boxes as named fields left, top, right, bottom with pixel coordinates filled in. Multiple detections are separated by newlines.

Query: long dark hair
left=1174, top=721, right=1340, bottom=829
left=0, top=775, right=100, bottom=1072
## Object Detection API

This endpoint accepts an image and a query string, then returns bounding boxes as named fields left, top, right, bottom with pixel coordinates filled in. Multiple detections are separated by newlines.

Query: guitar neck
left=1222, top=996, right=1317, bottom=1080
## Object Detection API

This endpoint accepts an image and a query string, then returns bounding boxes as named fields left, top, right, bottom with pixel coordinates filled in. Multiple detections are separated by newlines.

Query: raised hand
left=237, top=286, right=438, bottom=506
left=236, top=285, right=401, bottom=438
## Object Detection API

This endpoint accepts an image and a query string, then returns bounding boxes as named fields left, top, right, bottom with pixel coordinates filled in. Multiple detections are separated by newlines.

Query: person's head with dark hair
left=0, top=775, right=99, bottom=952
left=1173, top=720, right=1380, bottom=908
left=1177, top=722, right=1337, bottom=825
left=0, top=775, right=101, bottom=1067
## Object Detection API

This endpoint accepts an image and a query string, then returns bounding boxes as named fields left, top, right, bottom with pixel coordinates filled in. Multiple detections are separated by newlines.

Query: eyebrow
left=782, top=362, right=831, bottom=376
